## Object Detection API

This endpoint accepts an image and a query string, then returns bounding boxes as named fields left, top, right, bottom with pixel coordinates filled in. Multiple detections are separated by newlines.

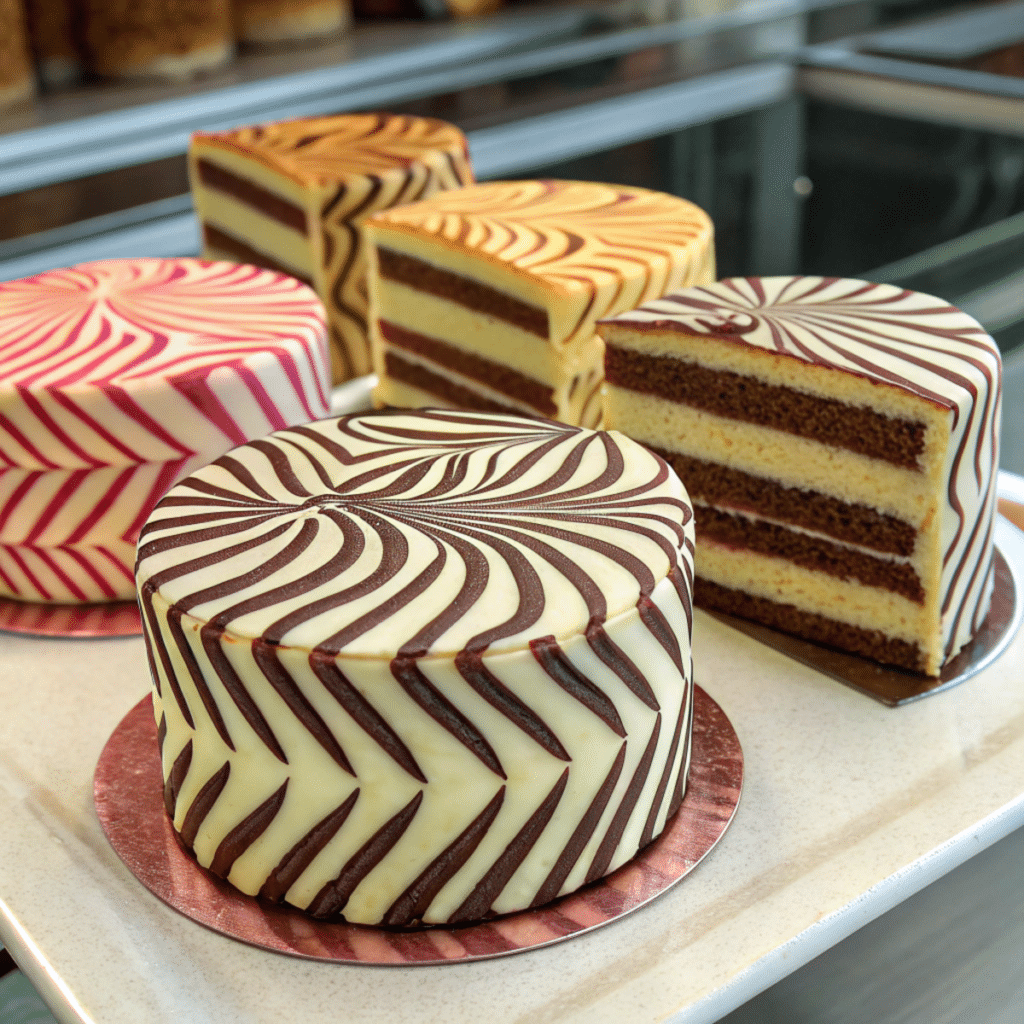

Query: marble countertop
left=2, top=507, right=1024, bottom=1024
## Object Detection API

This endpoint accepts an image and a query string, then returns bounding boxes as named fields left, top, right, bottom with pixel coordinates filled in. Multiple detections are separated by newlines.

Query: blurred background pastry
left=82, top=0, right=233, bottom=80
left=0, top=0, right=35, bottom=108
left=233, top=0, right=350, bottom=44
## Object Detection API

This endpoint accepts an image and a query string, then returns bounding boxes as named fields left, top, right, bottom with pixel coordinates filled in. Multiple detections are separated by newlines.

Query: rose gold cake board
left=706, top=529, right=1022, bottom=707
left=0, top=596, right=142, bottom=638
left=94, top=685, right=742, bottom=965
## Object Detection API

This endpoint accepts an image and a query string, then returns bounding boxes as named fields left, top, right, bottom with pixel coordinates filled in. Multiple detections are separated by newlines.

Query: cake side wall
left=142, top=571, right=692, bottom=925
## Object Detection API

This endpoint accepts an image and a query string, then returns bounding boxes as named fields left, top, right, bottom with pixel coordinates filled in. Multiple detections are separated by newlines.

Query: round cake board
left=94, top=686, right=742, bottom=965
left=0, top=596, right=142, bottom=638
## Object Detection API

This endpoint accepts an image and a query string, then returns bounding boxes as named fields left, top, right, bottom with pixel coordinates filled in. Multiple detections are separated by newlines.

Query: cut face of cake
left=600, top=276, right=1002, bottom=676
left=136, top=408, right=695, bottom=926
left=366, top=179, right=715, bottom=428
left=189, top=114, right=474, bottom=383
left=0, top=258, right=329, bottom=604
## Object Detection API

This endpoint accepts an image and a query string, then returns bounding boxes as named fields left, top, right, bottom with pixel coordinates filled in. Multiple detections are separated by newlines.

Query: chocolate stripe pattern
left=601, top=275, right=1002, bottom=673
left=138, top=408, right=694, bottom=926
left=367, top=179, right=715, bottom=427
left=0, top=258, right=329, bottom=603
left=190, top=114, right=474, bottom=384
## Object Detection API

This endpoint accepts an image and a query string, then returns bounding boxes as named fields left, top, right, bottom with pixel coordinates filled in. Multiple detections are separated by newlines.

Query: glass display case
left=1, top=2, right=1023, bottom=1022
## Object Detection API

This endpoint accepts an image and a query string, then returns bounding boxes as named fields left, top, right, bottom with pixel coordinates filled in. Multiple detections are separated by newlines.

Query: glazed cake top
left=367, top=179, right=714, bottom=297
left=136, top=409, right=694, bottom=658
left=0, top=258, right=329, bottom=470
left=192, top=113, right=472, bottom=186
left=602, top=276, right=1001, bottom=411
left=0, top=258, right=326, bottom=392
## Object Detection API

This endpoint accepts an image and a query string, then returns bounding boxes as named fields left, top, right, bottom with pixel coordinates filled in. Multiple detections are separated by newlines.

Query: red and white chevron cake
left=136, top=408, right=695, bottom=927
left=0, top=258, right=330, bottom=604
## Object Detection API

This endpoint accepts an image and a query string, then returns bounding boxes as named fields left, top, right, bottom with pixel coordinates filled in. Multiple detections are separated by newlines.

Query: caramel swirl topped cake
left=190, top=114, right=474, bottom=383
left=0, top=258, right=329, bottom=604
left=601, top=276, right=1002, bottom=675
left=136, top=409, right=695, bottom=926
left=367, top=179, right=715, bottom=428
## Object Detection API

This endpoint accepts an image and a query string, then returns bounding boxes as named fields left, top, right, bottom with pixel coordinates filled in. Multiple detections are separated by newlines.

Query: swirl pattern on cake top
left=137, top=409, right=695, bottom=925
left=373, top=178, right=714, bottom=300
left=199, top=113, right=470, bottom=184
left=0, top=258, right=329, bottom=603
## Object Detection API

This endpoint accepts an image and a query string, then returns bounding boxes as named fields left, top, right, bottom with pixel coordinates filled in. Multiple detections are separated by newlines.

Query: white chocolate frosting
left=137, top=409, right=695, bottom=925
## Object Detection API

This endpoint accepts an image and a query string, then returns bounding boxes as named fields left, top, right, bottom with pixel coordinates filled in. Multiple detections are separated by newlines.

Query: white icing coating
left=0, top=258, right=330, bottom=602
left=602, top=276, right=1002, bottom=672
left=136, top=409, right=695, bottom=926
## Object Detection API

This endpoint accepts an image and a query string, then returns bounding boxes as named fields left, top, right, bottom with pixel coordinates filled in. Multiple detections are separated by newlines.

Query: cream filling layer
left=603, top=384, right=936, bottom=526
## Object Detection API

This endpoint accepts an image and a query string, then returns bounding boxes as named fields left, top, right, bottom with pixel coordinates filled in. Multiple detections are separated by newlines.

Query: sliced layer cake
left=600, top=276, right=1002, bottom=675
left=366, top=179, right=715, bottom=428
left=190, top=113, right=474, bottom=383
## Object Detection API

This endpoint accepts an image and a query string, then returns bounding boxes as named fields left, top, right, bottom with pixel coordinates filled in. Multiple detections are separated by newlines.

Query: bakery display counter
left=1, top=477, right=1022, bottom=1024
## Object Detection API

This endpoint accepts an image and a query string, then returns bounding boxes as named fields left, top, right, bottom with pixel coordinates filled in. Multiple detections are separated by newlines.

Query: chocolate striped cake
left=136, top=408, right=695, bottom=927
left=189, top=114, right=474, bottom=384
left=0, top=258, right=329, bottom=604
left=366, top=180, right=715, bottom=429
left=600, top=276, right=1002, bottom=676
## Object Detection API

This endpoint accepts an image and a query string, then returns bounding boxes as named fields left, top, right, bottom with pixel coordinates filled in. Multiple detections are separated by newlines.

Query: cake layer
left=605, top=344, right=927, bottom=469
left=697, top=578, right=923, bottom=671
left=377, top=247, right=548, bottom=337
left=368, top=179, right=715, bottom=351
left=0, top=258, right=329, bottom=603
left=604, top=387, right=937, bottom=527
left=137, top=409, right=694, bottom=925
left=651, top=448, right=917, bottom=556
left=695, top=505, right=923, bottom=602
left=202, top=225, right=314, bottom=288
left=191, top=115, right=473, bottom=382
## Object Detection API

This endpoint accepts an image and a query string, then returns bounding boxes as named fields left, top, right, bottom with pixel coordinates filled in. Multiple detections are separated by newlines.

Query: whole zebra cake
left=366, top=179, right=715, bottom=429
left=600, top=276, right=1002, bottom=676
left=0, top=258, right=329, bottom=604
left=136, top=408, right=695, bottom=927
left=189, top=113, right=474, bottom=383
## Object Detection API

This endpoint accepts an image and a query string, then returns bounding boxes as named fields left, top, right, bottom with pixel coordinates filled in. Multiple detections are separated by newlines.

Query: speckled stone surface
left=1, top=514, right=1023, bottom=1024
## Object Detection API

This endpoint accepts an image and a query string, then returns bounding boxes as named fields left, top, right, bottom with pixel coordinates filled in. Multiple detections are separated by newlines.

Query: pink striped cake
left=136, top=409, right=694, bottom=926
left=0, top=258, right=330, bottom=604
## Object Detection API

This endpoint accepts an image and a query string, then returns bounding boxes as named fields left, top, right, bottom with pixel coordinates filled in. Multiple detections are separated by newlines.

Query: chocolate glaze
left=450, top=769, right=569, bottom=924
left=640, top=703, right=687, bottom=848
left=164, top=738, right=192, bottom=818
left=210, top=780, right=289, bottom=878
left=382, top=788, right=506, bottom=927
left=585, top=713, right=662, bottom=884
left=179, top=761, right=231, bottom=850
left=307, top=792, right=424, bottom=919
left=532, top=743, right=626, bottom=907
left=260, top=789, right=360, bottom=903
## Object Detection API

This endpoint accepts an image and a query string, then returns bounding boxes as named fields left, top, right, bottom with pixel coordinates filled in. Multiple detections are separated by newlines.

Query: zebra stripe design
left=137, top=408, right=695, bottom=926
left=191, top=113, right=474, bottom=383
left=0, top=258, right=330, bottom=603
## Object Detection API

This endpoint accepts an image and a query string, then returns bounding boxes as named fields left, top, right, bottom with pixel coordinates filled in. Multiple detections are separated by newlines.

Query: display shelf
left=1, top=498, right=1022, bottom=1024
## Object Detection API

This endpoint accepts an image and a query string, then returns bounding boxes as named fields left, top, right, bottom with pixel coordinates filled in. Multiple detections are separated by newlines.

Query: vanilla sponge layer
left=697, top=540, right=941, bottom=665
left=603, top=385, right=942, bottom=528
